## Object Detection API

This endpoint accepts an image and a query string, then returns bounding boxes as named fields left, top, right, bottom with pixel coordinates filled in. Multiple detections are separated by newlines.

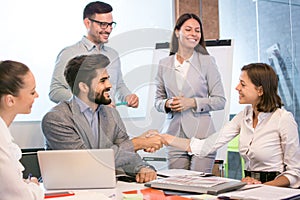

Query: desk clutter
left=122, top=188, right=190, bottom=200
left=21, top=150, right=300, bottom=200
left=145, top=175, right=246, bottom=196
left=39, top=177, right=300, bottom=199
left=149, top=169, right=246, bottom=195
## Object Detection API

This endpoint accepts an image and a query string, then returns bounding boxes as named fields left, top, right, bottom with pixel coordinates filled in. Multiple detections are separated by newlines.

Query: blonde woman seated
left=162, top=63, right=300, bottom=188
left=0, top=61, right=43, bottom=199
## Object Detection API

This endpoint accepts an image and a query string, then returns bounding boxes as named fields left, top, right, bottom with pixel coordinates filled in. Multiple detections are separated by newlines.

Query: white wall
left=0, top=0, right=174, bottom=122
left=5, top=2, right=233, bottom=173
left=10, top=121, right=45, bottom=149
left=2, top=0, right=174, bottom=149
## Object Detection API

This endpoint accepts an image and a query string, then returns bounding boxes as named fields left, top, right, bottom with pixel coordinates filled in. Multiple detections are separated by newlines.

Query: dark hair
left=170, top=13, right=208, bottom=55
left=83, top=1, right=113, bottom=19
left=64, top=54, right=110, bottom=96
left=241, top=63, right=283, bottom=112
left=0, top=60, right=30, bottom=99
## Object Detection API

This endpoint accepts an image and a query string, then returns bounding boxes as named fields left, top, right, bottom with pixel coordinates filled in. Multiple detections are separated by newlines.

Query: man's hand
left=131, top=130, right=166, bottom=152
left=135, top=167, right=156, bottom=183
left=126, top=94, right=139, bottom=108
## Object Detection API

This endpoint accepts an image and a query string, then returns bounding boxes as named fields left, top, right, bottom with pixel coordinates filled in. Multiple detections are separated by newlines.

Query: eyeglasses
left=88, top=18, right=116, bottom=29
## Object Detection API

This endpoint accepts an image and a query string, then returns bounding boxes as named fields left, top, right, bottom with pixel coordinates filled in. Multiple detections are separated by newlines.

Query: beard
left=88, top=88, right=111, bottom=105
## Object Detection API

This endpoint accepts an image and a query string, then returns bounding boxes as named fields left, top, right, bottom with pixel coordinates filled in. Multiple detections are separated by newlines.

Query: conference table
left=43, top=179, right=300, bottom=200
left=43, top=181, right=147, bottom=200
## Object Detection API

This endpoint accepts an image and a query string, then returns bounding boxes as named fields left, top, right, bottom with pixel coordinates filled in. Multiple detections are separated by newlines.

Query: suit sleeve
left=193, top=55, right=226, bottom=113
left=154, top=59, right=170, bottom=113
left=105, top=108, right=155, bottom=175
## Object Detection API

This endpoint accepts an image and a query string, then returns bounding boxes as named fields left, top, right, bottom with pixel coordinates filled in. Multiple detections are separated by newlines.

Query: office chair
left=20, top=148, right=45, bottom=180
left=212, top=159, right=225, bottom=177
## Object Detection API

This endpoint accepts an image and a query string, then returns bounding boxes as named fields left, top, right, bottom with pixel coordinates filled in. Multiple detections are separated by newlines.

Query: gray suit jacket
left=155, top=53, right=226, bottom=139
left=42, top=98, right=152, bottom=175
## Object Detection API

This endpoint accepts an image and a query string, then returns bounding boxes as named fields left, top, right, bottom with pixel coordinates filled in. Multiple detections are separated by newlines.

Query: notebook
left=38, top=149, right=116, bottom=190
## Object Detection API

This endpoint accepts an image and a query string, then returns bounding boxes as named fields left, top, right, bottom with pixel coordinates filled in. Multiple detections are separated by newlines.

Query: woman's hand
left=161, top=134, right=191, bottom=152
left=167, top=96, right=196, bottom=112
left=161, top=134, right=175, bottom=146
left=241, top=176, right=261, bottom=185
left=24, top=176, right=40, bottom=185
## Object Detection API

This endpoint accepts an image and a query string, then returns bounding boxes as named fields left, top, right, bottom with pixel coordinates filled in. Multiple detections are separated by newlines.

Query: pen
left=217, top=196, right=231, bottom=200
left=108, top=193, right=116, bottom=198
left=44, top=191, right=75, bottom=199
left=115, top=102, right=127, bottom=106
left=27, top=173, right=32, bottom=181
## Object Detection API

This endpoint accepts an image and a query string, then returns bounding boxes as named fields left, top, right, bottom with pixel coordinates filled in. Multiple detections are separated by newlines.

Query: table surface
left=43, top=181, right=147, bottom=200
left=42, top=179, right=300, bottom=200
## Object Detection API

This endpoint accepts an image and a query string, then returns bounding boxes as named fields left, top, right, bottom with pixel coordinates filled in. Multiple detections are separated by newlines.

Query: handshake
left=131, top=130, right=177, bottom=153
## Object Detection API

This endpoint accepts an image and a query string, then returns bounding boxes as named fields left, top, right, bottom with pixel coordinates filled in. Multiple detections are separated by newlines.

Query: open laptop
left=37, top=149, right=116, bottom=190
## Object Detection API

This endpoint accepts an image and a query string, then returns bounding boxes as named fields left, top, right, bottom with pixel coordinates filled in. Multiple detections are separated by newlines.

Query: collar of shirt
left=245, top=106, right=253, bottom=123
left=82, top=36, right=107, bottom=52
left=174, top=51, right=195, bottom=77
left=74, top=96, right=101, bottom=115
left=74, top=96, right=100, bottom=143
left=174, top=52, right=189, bottom=65
left=174, top=51, right=195, bottom=67
left=244, top=105, right=273, bottom=127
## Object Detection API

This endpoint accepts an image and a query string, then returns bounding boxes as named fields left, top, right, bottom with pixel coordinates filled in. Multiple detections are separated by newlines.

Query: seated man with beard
left=42, top=54, right=165, bottom=183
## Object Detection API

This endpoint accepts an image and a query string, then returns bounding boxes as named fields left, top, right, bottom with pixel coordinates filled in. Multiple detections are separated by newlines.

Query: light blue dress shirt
left=74, top=96, right=100, bottom=147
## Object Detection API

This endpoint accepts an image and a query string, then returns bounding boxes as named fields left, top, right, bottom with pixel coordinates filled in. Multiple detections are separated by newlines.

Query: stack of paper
left=146, top=174, right=246, bottom=195
left=219, top=184, right=300, bottom=200
left=157, top=169, right=209, bottom=177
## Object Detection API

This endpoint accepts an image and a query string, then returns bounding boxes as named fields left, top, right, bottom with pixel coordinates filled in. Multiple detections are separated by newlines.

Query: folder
left=145, top=175, right=246, bottom=195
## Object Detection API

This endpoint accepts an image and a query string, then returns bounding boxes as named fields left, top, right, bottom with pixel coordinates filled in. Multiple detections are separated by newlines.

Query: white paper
left=157, top=169, right=206, bottom=177
left=219, top=184, right=300, bottom=200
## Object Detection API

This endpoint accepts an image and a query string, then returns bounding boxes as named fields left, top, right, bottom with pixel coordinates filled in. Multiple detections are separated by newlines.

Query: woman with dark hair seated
left=162, top=63, right=300, bottom=188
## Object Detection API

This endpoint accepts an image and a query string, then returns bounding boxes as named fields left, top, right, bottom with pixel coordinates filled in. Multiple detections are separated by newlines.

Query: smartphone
left=117, top=175, right=136, bottom=183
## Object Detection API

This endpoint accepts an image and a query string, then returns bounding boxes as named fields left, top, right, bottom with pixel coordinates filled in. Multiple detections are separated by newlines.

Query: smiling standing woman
left=162, top=63, right=300, bottom=188
left=154, top=13, right=226, bottom=172
left=0, top=61, right=43, bottom=199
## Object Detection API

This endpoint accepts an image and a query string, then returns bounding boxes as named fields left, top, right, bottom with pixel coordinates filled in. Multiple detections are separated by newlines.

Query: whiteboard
left=0, top=0, right=174, bottom=121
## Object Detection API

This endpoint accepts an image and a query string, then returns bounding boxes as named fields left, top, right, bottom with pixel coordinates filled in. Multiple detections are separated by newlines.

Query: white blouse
left=0, top=117, right=44, bottom=200
left=174, top=52, right=193, bottom=93
left=190, top=106, right=300, bottom=188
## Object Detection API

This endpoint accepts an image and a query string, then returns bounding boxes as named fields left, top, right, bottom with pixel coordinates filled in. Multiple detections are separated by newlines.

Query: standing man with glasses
left=49, top=1, right=139, bottom=108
